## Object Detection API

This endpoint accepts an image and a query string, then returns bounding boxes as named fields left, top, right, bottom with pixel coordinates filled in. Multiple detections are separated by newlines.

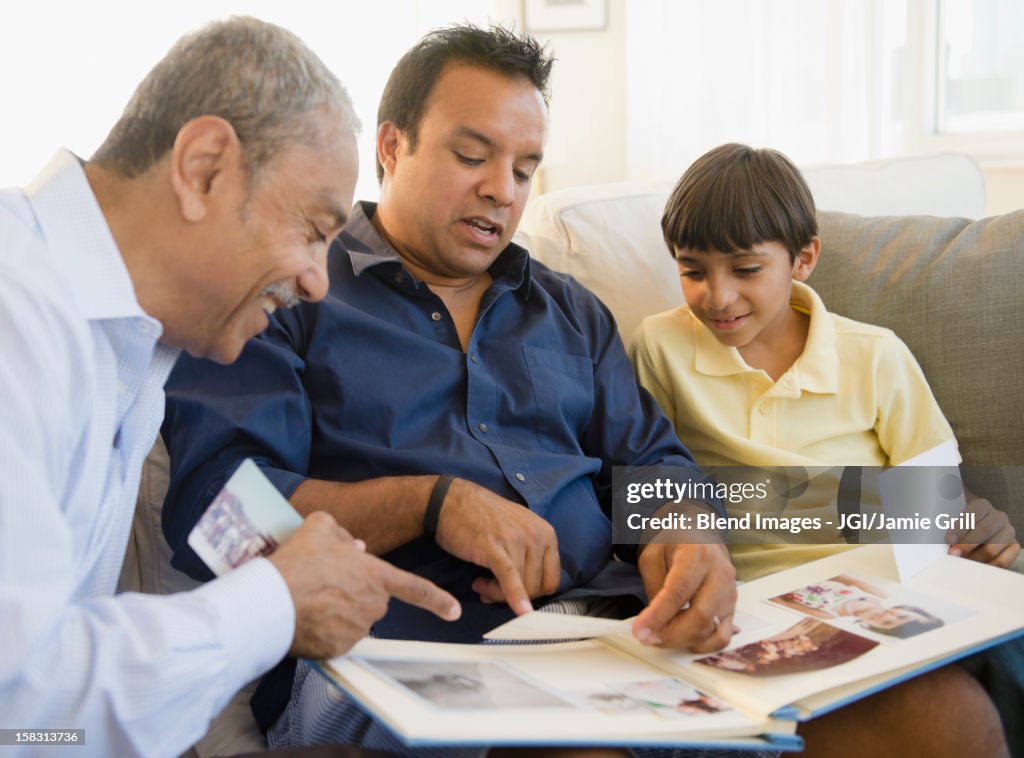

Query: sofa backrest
left=516, top=154, right=987, bottom=352
left=814, top=211, right=1024, bottom=469
left=518, top=180, right=678, bottom=350
left=802, top=153, right=985, bottom=218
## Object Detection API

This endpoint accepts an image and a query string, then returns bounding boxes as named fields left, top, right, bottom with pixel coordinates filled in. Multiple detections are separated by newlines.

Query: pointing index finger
left=488, top=548, right=534, bottom=616
left=381, top=564, right=462, bottom=621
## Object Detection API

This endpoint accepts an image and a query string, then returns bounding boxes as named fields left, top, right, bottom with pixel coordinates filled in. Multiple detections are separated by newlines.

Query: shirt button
left=430, top=311, right=442, bottom=322
left=759, top=404, right=770, bottom=415
left=478, top=423, right=488, bottom=433
left=515, top=472, right=526, bottom=482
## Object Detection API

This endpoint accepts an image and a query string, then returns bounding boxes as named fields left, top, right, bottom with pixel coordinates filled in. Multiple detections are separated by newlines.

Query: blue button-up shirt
left=163, top=201, right=706, bottom=642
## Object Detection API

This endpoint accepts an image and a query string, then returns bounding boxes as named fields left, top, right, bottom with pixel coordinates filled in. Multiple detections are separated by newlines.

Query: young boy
left=630, top=142, right=1019, bottom=581
left=630, top=143, right=1019, bottom=758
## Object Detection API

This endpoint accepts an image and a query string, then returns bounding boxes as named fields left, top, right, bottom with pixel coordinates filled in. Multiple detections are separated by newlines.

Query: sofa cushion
left=517, top=180, right=680, bottom=349
left=813, top=210, right=1024, bottom=469
left=803, top=153, right=986, bottom=218
left=118, top=438, right=202, bottom=595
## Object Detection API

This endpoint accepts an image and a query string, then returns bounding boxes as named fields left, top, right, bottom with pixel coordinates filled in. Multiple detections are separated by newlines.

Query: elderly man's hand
left=948, top=495, right=1021, bottom=568
left=632, top=540, right=737, bottom=653
left=269, top=512, right=461, bottom=659
left=433, top=478, right=561, bottom=616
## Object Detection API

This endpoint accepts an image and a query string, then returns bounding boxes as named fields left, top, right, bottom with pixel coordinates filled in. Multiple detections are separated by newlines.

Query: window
left=901, top=0, right=1024, bottom=159
left=936, top=0, right=1024, bottom=134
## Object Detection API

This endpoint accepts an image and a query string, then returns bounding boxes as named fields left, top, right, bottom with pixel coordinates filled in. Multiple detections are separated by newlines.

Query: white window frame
left=902, top=0, right=1024, bottom=160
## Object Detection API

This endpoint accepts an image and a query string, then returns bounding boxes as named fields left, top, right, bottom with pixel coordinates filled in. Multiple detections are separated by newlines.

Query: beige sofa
left=121, top=153, right=1021, bottom=754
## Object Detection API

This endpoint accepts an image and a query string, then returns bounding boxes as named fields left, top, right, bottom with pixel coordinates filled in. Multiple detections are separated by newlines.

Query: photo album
left=189, top=460, right=1024, bottom=751
left=317, top=544, right=1024, bottom=750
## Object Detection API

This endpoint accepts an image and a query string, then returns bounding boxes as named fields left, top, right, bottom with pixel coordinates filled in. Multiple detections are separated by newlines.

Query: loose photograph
left=186, top=459, right=302, bottom=576
left=188, top=485, right=279, bottom=575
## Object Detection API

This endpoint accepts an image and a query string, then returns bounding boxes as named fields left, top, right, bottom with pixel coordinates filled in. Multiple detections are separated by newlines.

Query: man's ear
left=377, top=121, right=404, bottom=180
left=169, top=115, right=243, bottom=223
left=793, top=236, right=822, bottom=282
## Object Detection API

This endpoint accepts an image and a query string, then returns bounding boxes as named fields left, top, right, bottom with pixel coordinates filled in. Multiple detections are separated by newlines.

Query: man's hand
left=947, top=495, right=1020, bottom=568
left=632, top=541, right=737, bottom=653
left=433, top=478, right=561, bottom=616
left=269, top=512, right=461, bottom=659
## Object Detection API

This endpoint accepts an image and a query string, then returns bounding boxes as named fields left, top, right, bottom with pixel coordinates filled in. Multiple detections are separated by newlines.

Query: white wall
left=982, top=163, right=1024, bottom=215
left=0, top=0, right=626, bottom=198
left=2, top=1, right=1020, bottom=211
left=526, top=0, right=627, bottom=193
left=0, top=0, right=511, bottom=202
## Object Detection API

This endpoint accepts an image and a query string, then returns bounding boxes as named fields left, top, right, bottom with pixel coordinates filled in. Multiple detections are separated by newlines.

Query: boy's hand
left=633, top=538, right=737, bottom=654
left=947, top=495, right=1020, bottom=568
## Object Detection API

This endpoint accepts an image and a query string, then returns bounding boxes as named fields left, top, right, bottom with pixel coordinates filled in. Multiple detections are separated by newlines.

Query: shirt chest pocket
left=522, top=345, right=595, bottom=452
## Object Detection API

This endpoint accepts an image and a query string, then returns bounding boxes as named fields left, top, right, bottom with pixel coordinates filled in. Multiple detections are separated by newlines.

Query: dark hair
left=864, top=605, right=945, bottom=639
left=375, top=23, right=553, bottom=182
left=661, top=143, right=818, bottom=262
left=92, top=17, right=358, bottom=181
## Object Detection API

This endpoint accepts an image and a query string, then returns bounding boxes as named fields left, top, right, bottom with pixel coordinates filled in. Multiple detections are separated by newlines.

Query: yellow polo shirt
left=630, top=281, right=957, bottom=580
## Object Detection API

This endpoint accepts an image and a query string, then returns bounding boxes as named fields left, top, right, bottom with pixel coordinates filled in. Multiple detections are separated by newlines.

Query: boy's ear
left=792, top=236, right=821, bottom=282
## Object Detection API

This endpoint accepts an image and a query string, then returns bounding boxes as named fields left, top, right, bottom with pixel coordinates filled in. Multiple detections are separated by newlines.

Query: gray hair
left=92, top=16, right=359, bottom=179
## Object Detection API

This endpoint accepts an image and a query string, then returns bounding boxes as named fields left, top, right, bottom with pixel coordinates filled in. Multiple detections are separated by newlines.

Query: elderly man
left=162, top=24, right=739, bottom=757
left=0, top=17, right=458, bottom=757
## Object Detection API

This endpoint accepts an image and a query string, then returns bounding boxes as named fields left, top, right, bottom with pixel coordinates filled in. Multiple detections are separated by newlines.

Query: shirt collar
left=342, top=200, right=532, bottom=296
left=692, top=280, right=839, bottom=394
left=345, top=201, right=401, bottom=273
left=790, top=280, right=839, bottom=393
left=25, top=149, right=150, bottom=324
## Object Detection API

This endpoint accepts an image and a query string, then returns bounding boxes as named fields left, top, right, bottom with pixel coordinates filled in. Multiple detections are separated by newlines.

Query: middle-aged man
left=161, top=24, right=744, bottom=758
left=0, top=17, right=460, bottom=758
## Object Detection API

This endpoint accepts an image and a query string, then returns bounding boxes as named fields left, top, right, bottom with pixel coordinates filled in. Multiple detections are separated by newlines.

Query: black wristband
left=423, top=474, right=455, bottom=537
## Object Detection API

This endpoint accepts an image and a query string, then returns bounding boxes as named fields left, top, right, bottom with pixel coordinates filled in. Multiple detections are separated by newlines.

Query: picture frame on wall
left=523, top=0, right=608, bottom=32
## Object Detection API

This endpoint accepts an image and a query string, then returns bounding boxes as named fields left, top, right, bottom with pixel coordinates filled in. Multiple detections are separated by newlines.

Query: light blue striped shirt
left=0, top=150, right=294, bottom=756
